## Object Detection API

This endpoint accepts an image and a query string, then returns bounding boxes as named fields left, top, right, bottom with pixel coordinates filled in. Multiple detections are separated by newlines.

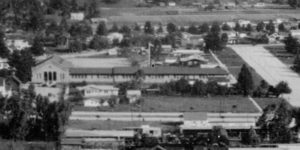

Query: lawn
left=215, top=47, right=264, bottom=87
left=264, top=45, right=295, bottom=66
left=74, top=96, right=260, bottom=113
left=68, top=120, right=180, bottom=132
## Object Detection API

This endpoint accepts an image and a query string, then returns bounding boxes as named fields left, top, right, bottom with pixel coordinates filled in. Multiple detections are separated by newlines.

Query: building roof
left=69, top=68, right=112, bottom=75
left=142, top=67, right=227, bottom=75
left=78, top=85, right=118, bottom=91
left=65, top=129, right=135, bottom=138
left=114, top=67, right=139, bottom=75
left=35, top=55, right=73, bottom=69
left=69, top=67, right=228, bottom=76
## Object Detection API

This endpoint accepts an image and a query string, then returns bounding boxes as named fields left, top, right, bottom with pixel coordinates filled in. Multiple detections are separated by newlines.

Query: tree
left=134, top=23, right=141, bottom=31
left=191, top=80, right=207, bottom=96
left=109, top=23, right=119, bottom=32
left=266, top=20, right=276, bottom=34
left=204, top=32, right=222, bottom=51
left=237, top=64, right=254, bottom=96
left=275, top=81, right=291, bottom=97
left=199, top=23, right=210, bottom=34
left=188, top=25, right=198, bottom=34
left=210, top=22, right=221, bottom=34
left=278, top=23, right=286, bottom=32
left=69, top=39, right=83, bottom=52
left=221, top=33, right=228, bottom=48
left=30, top=36, right=44, bottom=56
left=208, top=126, right=229, bottom=147
left=284, top=34, right=299, bottom=54
left=234, top=22, right=241, bottom=32
left=89, top=36, right=109, bottom=50
left=144, top=21, right=154, bottom=34
left=246, top=23, right=253, bottom=32
left=71, top=0, right=78, bottom=12
left=119, top=25, right=131, bottom=36
left=85, top=0, right=99, bottom=18
left=293, top=54, right=300, bottom=72
left=0, top=29, right=10, bottom=58
left=288, top=0, right=300, bottom=8
left=9, top=50, right=35, bottom=83
left=156, top=23, right=163, bottom=33
left=175, top=78, right=191, bottom=95
left=256, top=22, right=265, bottom=32
left=222, top=23, right=231, bottom=31
left=151, top=39, right=162, bottom=60
left=167, top=23, right=177, bottom=34
left=257, top=101, right=293, bottom=143
left=96, top=22, right=108, bottom=36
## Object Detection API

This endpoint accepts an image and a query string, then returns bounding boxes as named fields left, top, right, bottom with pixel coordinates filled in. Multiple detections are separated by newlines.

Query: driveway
left=230, top=45, right=300, bottom=107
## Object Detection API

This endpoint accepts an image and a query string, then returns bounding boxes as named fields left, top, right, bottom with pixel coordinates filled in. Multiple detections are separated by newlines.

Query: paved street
left=230, top=45, right=300, bottom=107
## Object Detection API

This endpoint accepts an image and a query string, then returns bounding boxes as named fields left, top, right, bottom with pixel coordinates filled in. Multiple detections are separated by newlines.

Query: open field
left=107, top=10, right=300, bottom=25
left=215, top=47, right=263, bottom=87
left=68, top=120, right=178, bottom=132
left=74, top=96, right=260, bottom=113
left=230, top=45, right=300, bottom=107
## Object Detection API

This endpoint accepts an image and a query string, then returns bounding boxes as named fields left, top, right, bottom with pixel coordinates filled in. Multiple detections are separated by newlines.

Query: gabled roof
left=34, top=55, right=73, bottom=70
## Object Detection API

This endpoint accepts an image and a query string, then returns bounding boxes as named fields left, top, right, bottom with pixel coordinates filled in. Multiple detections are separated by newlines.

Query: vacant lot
left=74, top=96, right=260, bottom=113
left=215, top=47, right=263, bottom=87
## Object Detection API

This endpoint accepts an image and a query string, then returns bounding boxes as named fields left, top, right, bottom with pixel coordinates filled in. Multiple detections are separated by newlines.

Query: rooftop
left=69, top=66, right=228, bottom=75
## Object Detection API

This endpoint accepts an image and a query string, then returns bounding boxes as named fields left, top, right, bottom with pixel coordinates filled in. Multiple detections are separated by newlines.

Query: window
left=44, top=72, right=48, bottom=81
left=53, top=72, right=57, bottom=81
left=48, top=72, right=52, bottom=81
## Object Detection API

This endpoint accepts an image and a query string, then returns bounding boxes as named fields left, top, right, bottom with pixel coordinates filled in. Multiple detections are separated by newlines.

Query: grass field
left=74, top=96, right=260, bottom=113
left=68, top=120, right=179, bottom=132
left=215, top=47, right=264, bottom=87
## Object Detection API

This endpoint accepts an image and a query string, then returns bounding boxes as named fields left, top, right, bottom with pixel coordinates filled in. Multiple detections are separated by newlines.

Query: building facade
left=32, top=56, right=229, bottom=85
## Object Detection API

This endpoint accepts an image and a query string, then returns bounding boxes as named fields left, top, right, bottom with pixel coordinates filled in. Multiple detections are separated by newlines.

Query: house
left=290, top=30, right=300, bottom=41
left=0, top=76, right=20, bottom=97
left=83, top=98, right=109, bottom=107
left=254, top=2, right=265, bottom=8
left=0, top=58, right=9, bottom=70
left=70, top=12, right=85, bottom=21
left=179, top=54, right=208, bottom=67
left=126, top=90, right=142, bottom=103
left=222, top=31, right=239, bottom=44
left=5, top=32, right=31, bottom=51
left=181, top=32, right=204, bottom=48
left=238, top=20, right=251, bottom=27
left=90, top=17, right=108, bottom=25
left=107, top=47, right=119, bottom=56
left=168, top=1, right=176, bottom=7
left=223, top=21, right=236, bottom=28
left=107, top=32, right=124, bottom=44
left=161, top=45, right=173, bottom=54
left=77, top=85, right=119, bottom=98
